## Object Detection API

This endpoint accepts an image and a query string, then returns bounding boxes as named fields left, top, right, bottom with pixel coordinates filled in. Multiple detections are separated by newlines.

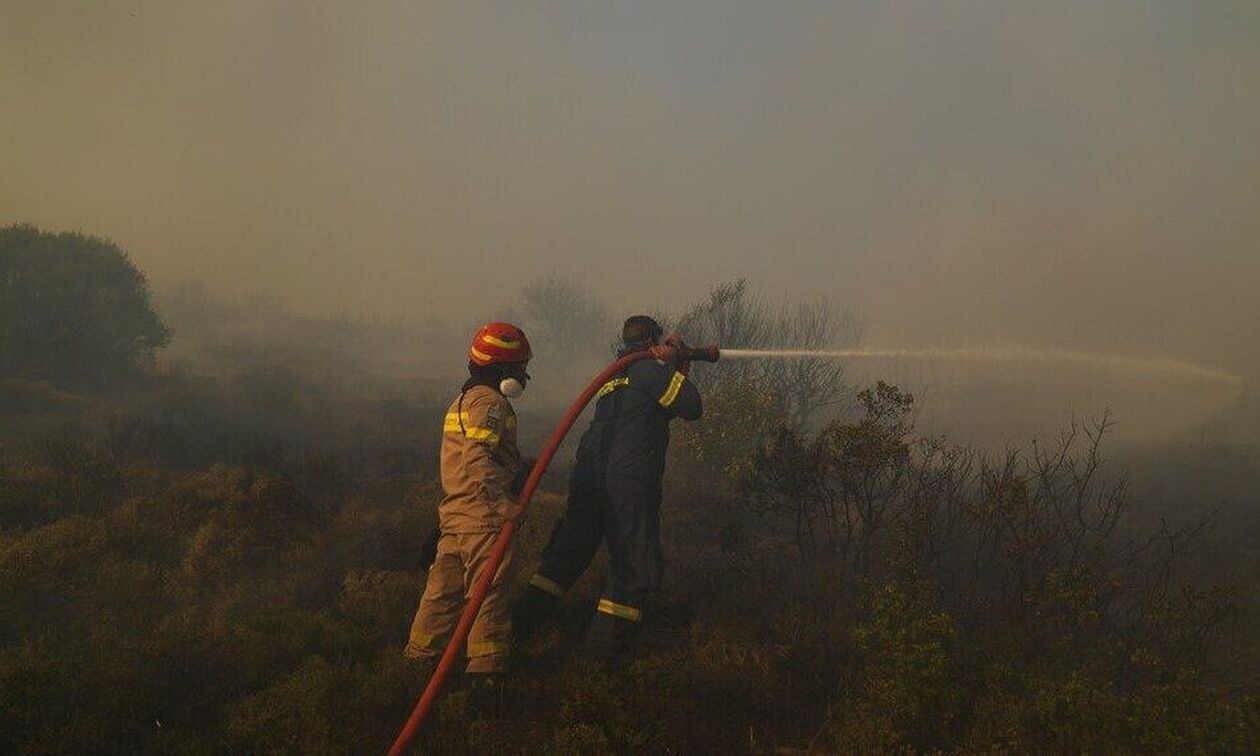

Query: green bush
left=0, top=224, right=169, bottom=388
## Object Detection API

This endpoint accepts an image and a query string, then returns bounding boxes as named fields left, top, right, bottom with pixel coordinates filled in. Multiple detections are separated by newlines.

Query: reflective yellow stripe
left=444, top=411, right=500, bottom=444
left=466, top=640, right=511, bottom=658
left=529, top=573, right=565, bottom=597
left=470, top=345, right=493, bottom=362
left=597, top=598, right=642, bottom=621
left=463, top=426, right=500, bottom=444
left=480, top=334, right=521, bottom=349
left=407, top=633, right=444, bottom=652
left=658, top=371, right=685, bottom=408
left=597, top=377, right=630, bottom=398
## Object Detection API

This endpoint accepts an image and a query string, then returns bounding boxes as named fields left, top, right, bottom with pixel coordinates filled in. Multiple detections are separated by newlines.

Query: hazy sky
left=3, top=1, right=1258, bottom=374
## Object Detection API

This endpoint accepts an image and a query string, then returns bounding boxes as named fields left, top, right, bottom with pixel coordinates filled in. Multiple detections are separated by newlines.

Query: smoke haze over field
left=3, top=1, right=1259, bottom=376
left=6, top=10, right=1260, bottom=747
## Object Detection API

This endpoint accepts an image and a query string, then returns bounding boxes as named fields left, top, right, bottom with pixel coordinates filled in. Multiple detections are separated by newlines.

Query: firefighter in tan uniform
left=404, top=322, right=532, bottom=675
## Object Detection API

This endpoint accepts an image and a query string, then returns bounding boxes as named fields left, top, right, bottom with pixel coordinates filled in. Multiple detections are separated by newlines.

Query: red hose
left=387, top=349, right=658, bottom=755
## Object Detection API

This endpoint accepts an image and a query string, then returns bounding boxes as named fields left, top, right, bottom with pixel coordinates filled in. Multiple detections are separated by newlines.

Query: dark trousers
left=535, top=460, right=663, bottom=615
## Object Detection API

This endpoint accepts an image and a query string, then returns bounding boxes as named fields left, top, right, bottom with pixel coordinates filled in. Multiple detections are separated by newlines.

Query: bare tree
left=499, top=276, right=612, bottom=359
left=675, top=279, right=864, bottom=430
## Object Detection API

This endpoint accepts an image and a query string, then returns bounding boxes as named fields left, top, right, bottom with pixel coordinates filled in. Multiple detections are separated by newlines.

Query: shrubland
left=1, top=228, right=1256, bottom=753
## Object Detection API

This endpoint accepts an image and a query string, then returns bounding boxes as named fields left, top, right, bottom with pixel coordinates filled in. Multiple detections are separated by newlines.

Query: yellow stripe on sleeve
left=658, top=371, right=686, bottom=408
left=443, top=411, right=471, bottom=433
left=462, top=426, right=501, bottom=444
left=444, top=411, right=500, bottom=444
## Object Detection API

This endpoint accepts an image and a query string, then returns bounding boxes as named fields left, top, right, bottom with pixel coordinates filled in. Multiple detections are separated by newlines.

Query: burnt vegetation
left=1, top=226, right=1257, bottom=753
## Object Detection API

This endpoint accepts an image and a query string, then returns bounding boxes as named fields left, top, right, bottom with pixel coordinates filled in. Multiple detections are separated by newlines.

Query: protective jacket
left=577, top=358, right=702, bottom=478
left=438, top=383, right=525, bottom=533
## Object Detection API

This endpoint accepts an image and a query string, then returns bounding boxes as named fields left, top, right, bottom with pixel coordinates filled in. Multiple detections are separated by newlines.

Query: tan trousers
left=404, top=530, right=516, bottom=674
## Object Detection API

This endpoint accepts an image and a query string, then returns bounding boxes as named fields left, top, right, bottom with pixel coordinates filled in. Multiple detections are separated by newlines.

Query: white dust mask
left=499, top=377, right=525, bottom=398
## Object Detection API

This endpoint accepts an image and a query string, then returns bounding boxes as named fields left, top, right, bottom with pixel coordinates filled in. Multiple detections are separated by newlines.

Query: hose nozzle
left=682, top=344, right=720, bottom=363
left=652, top=343, right=720, bottom=364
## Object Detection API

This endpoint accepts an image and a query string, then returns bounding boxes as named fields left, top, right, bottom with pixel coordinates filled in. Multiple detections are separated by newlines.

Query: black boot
left=584, top=611, right=640, bottom=660
left=511, top=584, right=560, bottom=642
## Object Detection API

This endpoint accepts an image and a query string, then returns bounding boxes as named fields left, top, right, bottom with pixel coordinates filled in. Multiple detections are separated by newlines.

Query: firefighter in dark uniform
left=513, top=315, right=702, bottom=656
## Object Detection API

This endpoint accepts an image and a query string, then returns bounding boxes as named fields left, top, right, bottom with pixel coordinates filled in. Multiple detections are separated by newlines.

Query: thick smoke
left=2, top=1, right=1257, bottom=380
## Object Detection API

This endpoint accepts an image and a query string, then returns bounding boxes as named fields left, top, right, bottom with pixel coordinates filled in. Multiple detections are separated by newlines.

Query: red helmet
left=469, top=322, right=532, bottom=366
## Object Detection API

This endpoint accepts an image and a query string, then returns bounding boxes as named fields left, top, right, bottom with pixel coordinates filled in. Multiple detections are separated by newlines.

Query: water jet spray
left=718, top=345, right=1243, bottom=387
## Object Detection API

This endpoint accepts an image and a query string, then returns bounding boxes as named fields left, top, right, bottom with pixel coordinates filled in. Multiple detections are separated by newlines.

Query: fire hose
left=387, top=343, right=720, bottom=755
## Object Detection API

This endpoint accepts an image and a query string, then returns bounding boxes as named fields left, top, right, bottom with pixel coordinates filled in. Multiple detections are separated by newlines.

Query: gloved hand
left=664, top=333, right=691, bottom=374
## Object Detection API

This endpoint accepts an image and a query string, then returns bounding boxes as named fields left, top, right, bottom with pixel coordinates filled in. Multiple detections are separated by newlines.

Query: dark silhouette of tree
left=0, top=224, right=170, bottom=388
